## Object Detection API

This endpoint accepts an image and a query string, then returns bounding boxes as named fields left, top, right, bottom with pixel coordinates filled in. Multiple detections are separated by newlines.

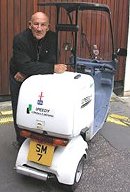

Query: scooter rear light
left=20, top=130, right=69, bottom=146
left=20, top=130, right=31, bottom=138
left=52, top=138, right=68, bottom=146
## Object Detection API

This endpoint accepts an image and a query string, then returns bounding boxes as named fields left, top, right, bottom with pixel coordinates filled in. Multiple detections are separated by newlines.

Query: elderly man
left=10, top=12, right=67, bottom=146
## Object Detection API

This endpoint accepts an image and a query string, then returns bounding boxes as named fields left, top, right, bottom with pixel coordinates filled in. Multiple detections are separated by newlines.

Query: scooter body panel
left=17, top=72, right=95, bottom=139
left=15, top=135, right=88, bottom=185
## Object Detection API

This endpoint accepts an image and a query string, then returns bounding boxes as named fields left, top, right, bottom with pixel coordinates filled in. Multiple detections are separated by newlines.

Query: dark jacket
left=10, top=28, right=57, bottom=77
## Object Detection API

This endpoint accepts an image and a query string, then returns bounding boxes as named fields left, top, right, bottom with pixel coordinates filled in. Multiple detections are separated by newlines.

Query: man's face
left=29, top=12, right=49, bottom=40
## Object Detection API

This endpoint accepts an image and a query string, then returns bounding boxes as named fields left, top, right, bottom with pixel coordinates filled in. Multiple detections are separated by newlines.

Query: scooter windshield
left=77, top=10, right=113, bottom=61
left=57, top=8, right=113, bottom=64
left=38, top=2, right=114, bottom=65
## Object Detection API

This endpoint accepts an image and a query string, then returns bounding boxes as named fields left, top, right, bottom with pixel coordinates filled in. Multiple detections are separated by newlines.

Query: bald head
left=29, top=12, right=50, bottom=40
left=31, top=12, right=49, bottom=24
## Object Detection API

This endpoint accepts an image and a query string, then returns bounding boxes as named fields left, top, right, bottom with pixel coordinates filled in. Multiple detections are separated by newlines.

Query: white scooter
left=15, top=2, right=126, bottom=191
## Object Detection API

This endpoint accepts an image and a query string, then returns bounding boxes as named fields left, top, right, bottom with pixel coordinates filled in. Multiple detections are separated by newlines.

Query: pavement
left=0, top=93, right=130, bottom=192
left=101, top=94, right=130, bottom=151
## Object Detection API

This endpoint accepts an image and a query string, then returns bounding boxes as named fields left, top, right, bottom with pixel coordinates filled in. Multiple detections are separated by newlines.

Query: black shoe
left=12, top=141, right=21, bottom=149
left=18, top=137, right=26, bottom=146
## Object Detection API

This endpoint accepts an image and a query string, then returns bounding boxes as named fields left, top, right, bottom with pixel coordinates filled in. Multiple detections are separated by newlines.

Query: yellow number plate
left=28, top=140, right=55, bottom=166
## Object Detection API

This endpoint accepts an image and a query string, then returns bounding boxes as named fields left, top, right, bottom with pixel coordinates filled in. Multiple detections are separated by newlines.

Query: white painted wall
left=124, top=5, right=130, bottom=96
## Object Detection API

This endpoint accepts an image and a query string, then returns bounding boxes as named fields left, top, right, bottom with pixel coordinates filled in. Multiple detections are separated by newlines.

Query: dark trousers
left=10, top=75, right=25, bottom=144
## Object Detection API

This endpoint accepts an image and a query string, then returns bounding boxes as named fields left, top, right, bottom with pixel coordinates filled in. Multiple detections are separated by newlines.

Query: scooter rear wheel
left=64, top=155, right=85, bottom=191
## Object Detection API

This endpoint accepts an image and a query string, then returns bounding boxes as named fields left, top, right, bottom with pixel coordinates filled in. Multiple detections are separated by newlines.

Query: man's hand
left=14, top=72, right=26, bottom=82
left=54, top=64, right=67, bottom=73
